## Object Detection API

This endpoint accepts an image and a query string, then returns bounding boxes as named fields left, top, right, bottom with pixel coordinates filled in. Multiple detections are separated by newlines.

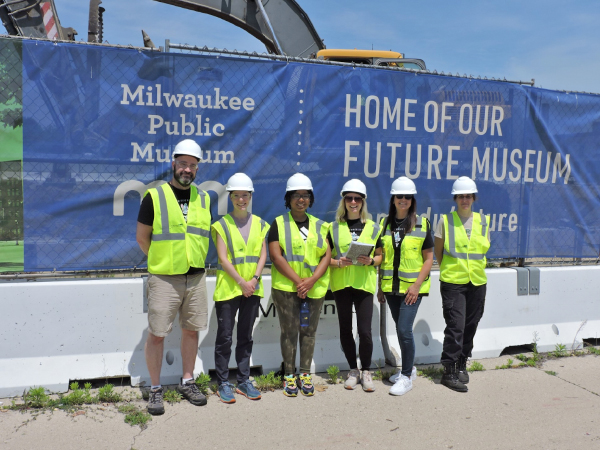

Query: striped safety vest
left=147, top=183, right=211, bottom=275
left=440, top=211, right=490, bottom=286
left=330, top=220, right=381, bottom=294
left=379, top=215, right=431, bottom=294
left=271, top=212, right=330, bottom=299
left=211, top=214, right=270, bottom=301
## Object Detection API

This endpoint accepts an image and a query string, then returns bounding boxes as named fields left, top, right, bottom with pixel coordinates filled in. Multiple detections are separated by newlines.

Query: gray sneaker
left=361, top=370, right=375, bottom=392
left=176, top=379, right=207, bottom=406
left=344, top=368, right=361, bottom=390
left=147, top=387, right=165, bottom=415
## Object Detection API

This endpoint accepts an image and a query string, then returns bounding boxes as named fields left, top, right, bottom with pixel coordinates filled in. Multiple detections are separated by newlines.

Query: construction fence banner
left=1, top=37, right=599, bottom=272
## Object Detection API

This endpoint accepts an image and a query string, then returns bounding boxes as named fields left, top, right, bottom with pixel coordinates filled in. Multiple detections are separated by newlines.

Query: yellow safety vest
left=146, top=183, right=211, bottom=275
left=271, top=212, right=330, bottom=299
left=440, top=211, right=490, bottom=286
left=379, top=215, right=431, bottom=294
left=330, top=220, right=381, bottom=294
left=211, top=214, right=270, bottom=301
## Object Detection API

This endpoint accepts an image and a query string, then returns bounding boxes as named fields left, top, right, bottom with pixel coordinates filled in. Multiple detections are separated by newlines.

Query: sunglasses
left=344, top=195, right=363, bottom=203
left=395, top=194, right=414, bottom=200
left=456, top=194, right=473, bottom=199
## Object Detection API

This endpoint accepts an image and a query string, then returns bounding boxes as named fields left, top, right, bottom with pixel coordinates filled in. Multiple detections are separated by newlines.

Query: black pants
left=440, top=281, right=486, bottom=365
left=214, top=295, right=260, bottom=384
left=333, top=287, right=373, bottom=370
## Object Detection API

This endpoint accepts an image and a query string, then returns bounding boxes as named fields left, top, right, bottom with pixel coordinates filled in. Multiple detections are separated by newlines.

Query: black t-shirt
left=387, top=216, right=434, bottom=294
left=327, top=218, right=383, bottom=250
left=137, top=183, right=208, bottom=274
left=268, top=217, right=310, bottom=243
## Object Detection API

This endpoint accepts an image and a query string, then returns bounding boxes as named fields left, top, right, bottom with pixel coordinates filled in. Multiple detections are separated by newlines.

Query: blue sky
left=51, top=0, right=600, bottom=93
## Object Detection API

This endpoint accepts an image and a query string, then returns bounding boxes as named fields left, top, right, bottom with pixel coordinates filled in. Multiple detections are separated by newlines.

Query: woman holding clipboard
left=329, top=179, right=383, bottom=392
left=378, top=177, right=434, bottom=396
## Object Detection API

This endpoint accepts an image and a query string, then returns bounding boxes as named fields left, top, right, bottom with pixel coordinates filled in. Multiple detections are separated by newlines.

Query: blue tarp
left=18, top=40, right=600, bottom=271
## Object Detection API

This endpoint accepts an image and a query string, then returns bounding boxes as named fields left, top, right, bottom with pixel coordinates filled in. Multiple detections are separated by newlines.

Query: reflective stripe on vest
left=443, top=213, right=487, bottom=260
left=331, top=220, right=380, bottom=258
left=283, top=213, right=325, bottom=272
left=215, top=217, right=267, bottom=270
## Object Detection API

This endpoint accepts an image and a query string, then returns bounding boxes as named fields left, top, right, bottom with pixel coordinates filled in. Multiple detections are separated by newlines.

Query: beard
left=174, top=170, right=195, bottom=187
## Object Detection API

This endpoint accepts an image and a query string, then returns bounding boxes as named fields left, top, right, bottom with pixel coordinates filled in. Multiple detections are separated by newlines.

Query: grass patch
left=195, top=372, right=212, bottom=396
left=118, top=404, right=152, bottom=429
left=545, top=370, right=557, bottom=376
left=372, top=360, right=393, bottom=381
left=495, top=358, right=526, bottom=369
left=254, top=371, right=283, bottom=392
left=417, top=366, right=444, bottom=380
left=551, top=343, right=568, bottom=358
left=163, top=389, right=182, bottom=404
left=588, top=347, right=600, bottom=355
left=326, top=366, right=340, bottom=384
left=467, top=361, right=485, bottom=372
left=97, top=384, right=121, bottom=403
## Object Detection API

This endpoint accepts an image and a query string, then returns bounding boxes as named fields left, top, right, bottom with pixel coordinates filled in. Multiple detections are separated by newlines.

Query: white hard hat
left=226, top=173, right=254, bottom=192
left=172, top=139, right=202, bottom=160
left=340, top=179, right=367, bottom=198
left=390, top=176, right=417, bottom=195
left=286, top=173, right=313, bottom=192
left=451, top=176, right=478, bottom=195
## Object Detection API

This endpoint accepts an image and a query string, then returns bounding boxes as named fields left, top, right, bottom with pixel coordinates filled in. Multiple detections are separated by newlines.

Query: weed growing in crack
left=254, top=371, right=283, bottom=391
left=467, top=361, right=485, bottom=372
left=195, top=372, right=212, bottom=396
left=326, top=366, right=340, bottom=384
left=118, top=404, right=152, bottom=429
left=163, top=389, right=182, bottom=404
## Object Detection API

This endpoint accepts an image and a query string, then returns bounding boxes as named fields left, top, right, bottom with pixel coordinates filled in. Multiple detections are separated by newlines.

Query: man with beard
left=136, top=139, right=211, bottom=415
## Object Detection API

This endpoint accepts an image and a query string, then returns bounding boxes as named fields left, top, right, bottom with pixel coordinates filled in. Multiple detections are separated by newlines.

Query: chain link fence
left=0, top=35, right=598, bottom=277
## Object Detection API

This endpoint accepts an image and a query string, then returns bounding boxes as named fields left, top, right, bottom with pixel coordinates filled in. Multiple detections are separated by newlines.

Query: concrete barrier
left=1, top=266, right=599, bottom=397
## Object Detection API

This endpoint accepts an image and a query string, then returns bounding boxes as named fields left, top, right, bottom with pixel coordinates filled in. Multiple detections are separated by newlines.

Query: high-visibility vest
left=440, top=211, right=490, bottom=286
left=271, top=212, right=330, bottom=299
left=379, top=215, right=431, bottom=294
left=211, top=214, right=270, bottom=302
left=147, top=183, right=211, bottom=275
left=330, top=220, right=381, bottom=294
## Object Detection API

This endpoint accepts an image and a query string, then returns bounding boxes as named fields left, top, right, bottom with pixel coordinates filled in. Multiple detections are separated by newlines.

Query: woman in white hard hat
left=377, top=177, right=434, bottom=396
left=434, top=176, right=490, bottom=393
left=328, top=179, right=383, bottom=392
left=211, top=173, right=269, bottom=404
left=268, top=173, right=331, bottom=397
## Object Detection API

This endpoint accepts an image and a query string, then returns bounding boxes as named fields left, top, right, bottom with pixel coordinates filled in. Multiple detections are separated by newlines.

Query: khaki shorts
left=147, top=272, right=208, bottom=337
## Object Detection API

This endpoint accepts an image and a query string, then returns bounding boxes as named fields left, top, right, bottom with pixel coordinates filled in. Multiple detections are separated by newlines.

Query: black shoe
left=457, top=356, right=470, bottom=384
left=441, top=364, right=468, bottom=392
left=147, top=387, right=165, bottom=415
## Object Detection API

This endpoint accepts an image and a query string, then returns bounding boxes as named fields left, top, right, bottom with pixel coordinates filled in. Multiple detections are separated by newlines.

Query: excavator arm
left=154, top=0, right=325, bottom=57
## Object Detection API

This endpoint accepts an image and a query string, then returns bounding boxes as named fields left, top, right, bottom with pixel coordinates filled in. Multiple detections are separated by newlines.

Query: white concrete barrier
left=1, top=266, right=599, bottom=397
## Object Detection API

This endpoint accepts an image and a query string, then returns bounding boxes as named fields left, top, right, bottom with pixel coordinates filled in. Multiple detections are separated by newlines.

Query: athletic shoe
left=176, top=379, right=207, bottom=406
left=389, top=374, right=413, bottom=396
left=361, top=370, right=375, bottom=392
left=217, top=382, right=236, bottom=403
left=236, top=380, right=262, bottom=400
left=298, top=373, right=315, bottom=396
left=147, top=387, right=165, bottom=415
left=389, top=366, right=417, bottom=383
left=344, top=368, right=361, bottom=390
left=283, top=374, right=298, bottom=397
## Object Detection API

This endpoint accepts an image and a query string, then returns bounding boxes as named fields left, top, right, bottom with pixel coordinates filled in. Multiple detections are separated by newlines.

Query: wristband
left=253, top=275, right=261, bottom=282
left=369, top=258, right=375, bottom=266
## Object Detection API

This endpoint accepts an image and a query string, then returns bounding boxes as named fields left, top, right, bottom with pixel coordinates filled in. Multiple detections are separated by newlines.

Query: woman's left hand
left=356, top=255, right=373, bottom=266
left=404, top=283, right=420, bottom=305
left=297, top=277, right=316, bottom=298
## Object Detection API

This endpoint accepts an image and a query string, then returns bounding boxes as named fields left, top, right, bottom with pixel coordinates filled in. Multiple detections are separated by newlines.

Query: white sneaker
left=344, top=368, right=360, bottom=390
left=361, top=370, right=376, bottom=392
left=389, top=366, right=417, bottom=383
left=389, top=374, right=413, bottom=396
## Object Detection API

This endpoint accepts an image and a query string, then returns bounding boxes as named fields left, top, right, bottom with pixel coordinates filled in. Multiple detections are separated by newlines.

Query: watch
left=369, top=258, right=375, bottom=266
left=253, top=275, right=261, bottom=282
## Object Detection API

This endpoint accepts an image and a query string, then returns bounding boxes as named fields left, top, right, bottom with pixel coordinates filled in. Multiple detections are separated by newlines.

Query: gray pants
left=271, top=288, right=324, bottom=374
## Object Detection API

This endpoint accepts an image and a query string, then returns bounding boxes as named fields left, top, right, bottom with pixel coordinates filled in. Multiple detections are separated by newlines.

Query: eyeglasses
left=395, top=194, right=414, bottom=200
left=344, top=195, right=363, bottom=203
left=231, top=193, right=251, bottom=201
left=175, top=160, right=198, bottom=170
left=456, top=194, right=473, bottom=199
left=291, top=193, right=311, bottom=201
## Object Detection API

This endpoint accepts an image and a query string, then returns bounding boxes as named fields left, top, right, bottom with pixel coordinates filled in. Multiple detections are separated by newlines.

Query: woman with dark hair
left=377, top=176, right=434, bottom=396
left=328, top=179, right=383, bottom=392
left=434, top=176, right=490, bottom=393
left=268, top=173, right=331, bottom=397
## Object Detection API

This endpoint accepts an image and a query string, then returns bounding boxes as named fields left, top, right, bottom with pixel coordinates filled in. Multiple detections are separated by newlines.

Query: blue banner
left=16, top=39, right=600, bottom=271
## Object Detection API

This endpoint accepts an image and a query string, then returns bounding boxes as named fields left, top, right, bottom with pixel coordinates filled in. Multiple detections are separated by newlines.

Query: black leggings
left=333, top=287, right=373, bottom=370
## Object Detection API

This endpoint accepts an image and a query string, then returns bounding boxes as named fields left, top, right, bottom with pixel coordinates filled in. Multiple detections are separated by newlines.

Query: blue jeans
left=386, top=294, right=422, bottom=377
